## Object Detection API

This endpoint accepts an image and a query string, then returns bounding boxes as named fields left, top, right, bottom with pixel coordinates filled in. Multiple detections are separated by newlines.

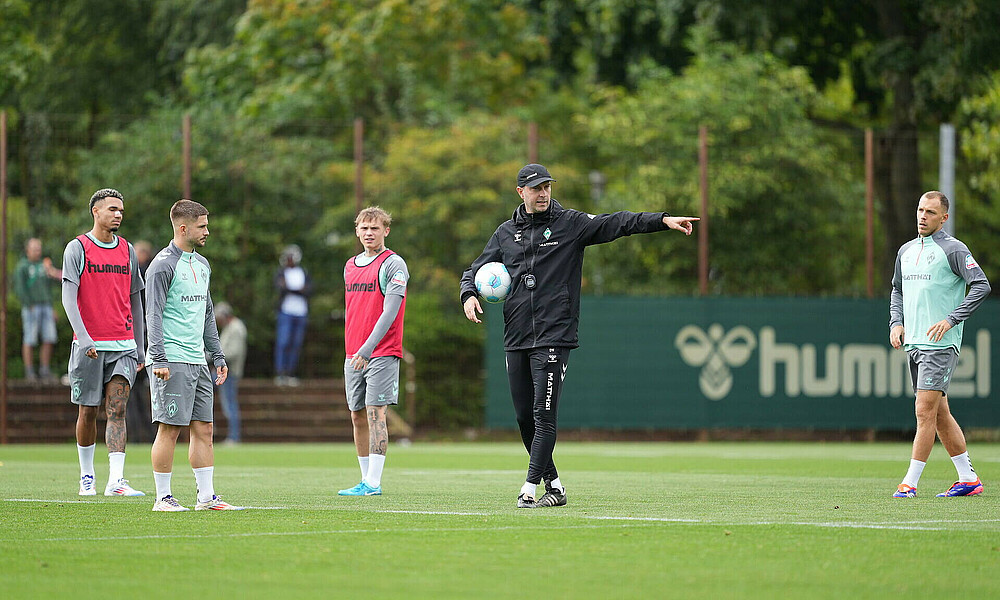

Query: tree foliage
left=582, top=34, right=862, bottom=295
left=703, top=0, right=1000, bottom=278
left=184, top=0, right=548, bottom=127
left=957, top=77, right=1000, bottom=283
left=0, top=0, right=46, bottom=104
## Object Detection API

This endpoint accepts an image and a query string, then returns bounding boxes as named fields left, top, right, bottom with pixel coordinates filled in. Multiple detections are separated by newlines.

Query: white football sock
left=77, top=444, right=96, bottom=478
left=193, top=466, right=215, bottom=503
left=520, top=481, right=537, bottom=499
left=154, top=471, right=173, bottom=500
left=901, top=459, right=926, bottom=488
left=358, top=456, right=370, bottom=481
left=108, top=452, right=125, bottom=484
left=366, top=454, right=385, bottom=488
left=547, top=477, right=564, bottom=493
left=950, top=451, right=978, bottom=482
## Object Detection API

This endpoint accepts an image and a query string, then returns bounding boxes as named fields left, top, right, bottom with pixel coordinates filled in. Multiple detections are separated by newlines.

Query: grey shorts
left=150, top=363, right=215, bottom=426
left=22, top=304, right=58, bottom=346
left=345, top=355, right=400, bottom=411
left=908, top=347, right=959, bottom=394
left=68, top=345, right=138, bottom=407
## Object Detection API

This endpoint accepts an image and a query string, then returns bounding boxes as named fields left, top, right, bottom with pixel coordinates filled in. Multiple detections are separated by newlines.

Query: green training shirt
left=145, top=241, right=225, bottom=367
left=889, top=229, right=991, bottom=352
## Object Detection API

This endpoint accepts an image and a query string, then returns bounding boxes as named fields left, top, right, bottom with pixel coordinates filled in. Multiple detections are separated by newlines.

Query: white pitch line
left=5, top=498, right=100, bottom=503
left=747, top=521, right=949, bottom=531
left=381, top=509, right=491, bottom=516
left=581, top=515, right=702, bottom=523
left=370, top=510, right=998, bottom=531
left=3, top=498, right=287, bottom=509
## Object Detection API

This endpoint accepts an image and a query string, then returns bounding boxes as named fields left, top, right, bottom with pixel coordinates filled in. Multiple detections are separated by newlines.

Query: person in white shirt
left=273, top=244, right=311, bottom=386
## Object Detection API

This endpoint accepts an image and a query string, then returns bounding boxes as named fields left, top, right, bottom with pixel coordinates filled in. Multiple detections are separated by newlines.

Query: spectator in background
left=274, top=244, right=311, bottom=387
left=126, top=240, right=157, bottom=442
left=14, top=238, right=62, bottom=382
left=215, top=302, right=247, bottom=444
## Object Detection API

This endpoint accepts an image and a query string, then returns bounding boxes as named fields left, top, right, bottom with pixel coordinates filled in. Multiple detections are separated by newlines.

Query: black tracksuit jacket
left=460, top=199, right=669, bottom=351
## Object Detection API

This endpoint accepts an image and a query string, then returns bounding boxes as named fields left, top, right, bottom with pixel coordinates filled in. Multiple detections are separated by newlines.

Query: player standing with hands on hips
left=146, top=200, right=240, bottom=511
left=460, top=164, right=698, bottom=508
left=889, top=191, right=990, bottom=498
left=62, top=188, right=147, bottom=497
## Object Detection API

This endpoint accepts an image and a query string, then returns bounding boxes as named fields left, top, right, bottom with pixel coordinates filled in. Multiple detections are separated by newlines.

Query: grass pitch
left=1, top=441, right=998, bottom=599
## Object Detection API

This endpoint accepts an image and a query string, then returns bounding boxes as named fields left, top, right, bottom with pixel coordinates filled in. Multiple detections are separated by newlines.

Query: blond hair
left=355, top=206, right=391, bottom=227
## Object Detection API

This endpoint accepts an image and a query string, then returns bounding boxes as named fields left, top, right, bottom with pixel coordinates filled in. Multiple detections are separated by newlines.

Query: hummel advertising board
left=484, top=298, right=998, bottom=429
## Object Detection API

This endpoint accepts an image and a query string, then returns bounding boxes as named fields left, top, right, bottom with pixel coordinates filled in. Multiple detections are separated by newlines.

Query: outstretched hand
left=664, top=216, right=699, bottom=235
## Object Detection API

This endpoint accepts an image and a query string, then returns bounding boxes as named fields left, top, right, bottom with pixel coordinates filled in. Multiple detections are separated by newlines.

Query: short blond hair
left=355, top=206, right=391, bottom=227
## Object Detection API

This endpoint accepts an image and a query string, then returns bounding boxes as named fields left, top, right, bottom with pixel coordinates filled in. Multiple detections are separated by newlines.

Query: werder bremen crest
left=675, top=324, right=757, bottom=400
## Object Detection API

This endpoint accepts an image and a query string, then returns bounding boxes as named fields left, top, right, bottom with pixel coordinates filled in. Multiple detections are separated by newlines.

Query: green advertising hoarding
left=485, top=298, right=997, bottom=429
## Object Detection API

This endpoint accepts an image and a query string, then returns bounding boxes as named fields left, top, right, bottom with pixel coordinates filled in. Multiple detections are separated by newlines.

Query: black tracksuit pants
left=506, top=346, right=571, bottom=485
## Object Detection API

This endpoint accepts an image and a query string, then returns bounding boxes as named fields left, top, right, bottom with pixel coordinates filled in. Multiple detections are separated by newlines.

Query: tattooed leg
left=105, top=375, right=131, bottom=453
left=367, top=405, right=388, bottom=456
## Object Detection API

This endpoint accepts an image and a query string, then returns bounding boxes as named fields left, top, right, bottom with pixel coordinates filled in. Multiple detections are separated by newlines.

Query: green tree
left=517, top=0, right=697, bottom=89
left=703, top=0, right=1000, bottom=282
left=0, top=0, right=46, bottom=105
left=582, top=34, right=862, bottom=295
left=956, top=76, right=1000, bottom=283
left=183, top=0, right=548, bottom=127
left=5, top=0, right=246, bottom=239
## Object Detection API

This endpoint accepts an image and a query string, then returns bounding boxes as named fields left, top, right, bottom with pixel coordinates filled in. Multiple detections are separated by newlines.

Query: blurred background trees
left=3, top=0, right=998, bottom=427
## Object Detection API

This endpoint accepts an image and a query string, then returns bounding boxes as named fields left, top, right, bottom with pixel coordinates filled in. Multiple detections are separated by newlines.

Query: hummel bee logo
left=676, top=324, right=756, bottom=400
left=514, top=231, right=522, bottom=242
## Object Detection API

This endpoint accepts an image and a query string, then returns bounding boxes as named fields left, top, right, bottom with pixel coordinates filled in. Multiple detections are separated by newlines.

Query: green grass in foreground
left=1, top=442, right=998, bottom=599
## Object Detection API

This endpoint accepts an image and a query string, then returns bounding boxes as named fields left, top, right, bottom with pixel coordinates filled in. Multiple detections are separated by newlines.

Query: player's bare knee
left=190, top=421, right=214, bottom=442
left=914, top=404, right=938, bottom=424
left=78, top=405, right=99, bottom=424
left=155, top=423, right=182, bottom=442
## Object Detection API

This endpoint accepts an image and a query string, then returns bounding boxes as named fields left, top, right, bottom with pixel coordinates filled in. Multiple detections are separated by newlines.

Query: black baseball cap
left=517, top=164, right=555, bottom=189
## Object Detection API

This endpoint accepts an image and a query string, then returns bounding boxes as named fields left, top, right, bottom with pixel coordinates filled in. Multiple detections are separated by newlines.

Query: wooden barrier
left=3, top=378, right=371, bottom=443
